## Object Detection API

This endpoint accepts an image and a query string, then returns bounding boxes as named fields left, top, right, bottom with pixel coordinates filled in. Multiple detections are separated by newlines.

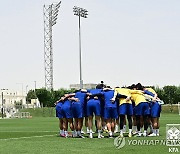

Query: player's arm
left=130, top=89, right=144, bottom=95
left=68, top=97, right=79, bottom=102
left=111, top=89, right=118, bottom=102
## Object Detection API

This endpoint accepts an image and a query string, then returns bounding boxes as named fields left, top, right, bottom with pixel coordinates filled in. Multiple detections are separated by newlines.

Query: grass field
left=0, top=113, right=179, bottom=154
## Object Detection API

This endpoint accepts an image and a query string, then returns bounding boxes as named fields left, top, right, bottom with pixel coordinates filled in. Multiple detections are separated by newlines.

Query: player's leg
left=95, top=115, right=104, bottom=138
left=87, top=100, right=94, bottom=138
left=88, top=116, right=93, bottom=138
left=156, top=117, right=160, bottom=136
left=59, top=118, right=65, bottom=137
left=119, top=104, right=126, bottom=137
left=132, top=115, right=137, bottom=134
left=114, top=116, right=119, bottom=133
left=77, top=118, right=84, bottom=138
left=104, top=107, right=112, bottom=137
left=111, top=118, right=115, bottom=135
left=142, top=102, right=150, bottom=136
left=106, top=118, right=112, bottom=137
left=126, top=104, right=133, bottom=137
left=119, top=115, right=125, bottom=137
left=62, top=118, right=68, bottom=137
left=85, top=117, right=90, bottom=133
left=127, top=115, right=132, bottom=137
left=94, top=99, right=103, bottom=138
left=67, top=118, right=76, bottom=137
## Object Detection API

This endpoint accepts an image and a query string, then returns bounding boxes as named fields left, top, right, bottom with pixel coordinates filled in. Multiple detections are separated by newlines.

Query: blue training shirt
left=74, top=91, right=87, bottom=105
left=103, top=90, right=117, bottom=108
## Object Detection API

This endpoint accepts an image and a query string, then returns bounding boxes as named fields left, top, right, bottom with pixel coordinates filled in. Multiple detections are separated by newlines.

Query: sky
left=0, top=0, right=180, bottom=92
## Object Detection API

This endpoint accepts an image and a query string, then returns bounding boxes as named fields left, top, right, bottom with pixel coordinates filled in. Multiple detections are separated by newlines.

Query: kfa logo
left=169, top=147, right=179, bottom=153
left=166, top=124, right=180, bottom=147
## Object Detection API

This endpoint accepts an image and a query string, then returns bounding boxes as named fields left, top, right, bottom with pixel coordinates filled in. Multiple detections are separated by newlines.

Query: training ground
left=0, top=110, right=179, bottom=154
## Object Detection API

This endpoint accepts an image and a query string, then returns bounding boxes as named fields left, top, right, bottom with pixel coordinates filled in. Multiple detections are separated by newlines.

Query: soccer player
left=61, top=94, right=76, bottom=138
left=144, top=87, right=161, bottom=136
left=87, top=88, right=104, bottom=138
left=55, top=97, right=65, bottom=137
left=128, top=87, right=150, bottom=137
left=71, top=89, right=87, bottom=138
left=103, top=87, right=118, bottom=138
left=111, top=87, right=133, bottom=137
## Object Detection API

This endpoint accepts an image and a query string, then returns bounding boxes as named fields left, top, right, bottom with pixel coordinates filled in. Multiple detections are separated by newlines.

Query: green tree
left=26, top=90, right=37, bottom=103
left=35, top=88, right=52, bottom=107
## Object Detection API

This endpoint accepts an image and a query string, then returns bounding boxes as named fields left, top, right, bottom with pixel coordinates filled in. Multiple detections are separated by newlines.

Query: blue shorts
left=87, top=99, right=101, bottom=116
left=104, top=107, right=118, bottom=119
left=83, top=102, right=88, bottom=117
left=101, top=102, right=104, bottom=117
left=72, top=102, right=84, bottom=118
left=151, top=102, right=161, bottom=118
left=119, top=103, right=133, bottom=116
left=61, top=105, right=73, bottom=119
left=56, top=106, right=63, bottom=119
left=135, top=102, right=150, bottom=116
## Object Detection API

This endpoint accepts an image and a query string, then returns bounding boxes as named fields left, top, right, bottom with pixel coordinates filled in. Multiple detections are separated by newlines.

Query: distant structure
left=70, top=83, right=97, bottom=90
left=43, top=1, right=61, bottom=90
left=0, top=89, right=26, bottom=118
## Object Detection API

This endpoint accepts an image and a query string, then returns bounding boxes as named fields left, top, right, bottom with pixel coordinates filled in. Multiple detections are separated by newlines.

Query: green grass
left=0, top=113, right=179, bottom=154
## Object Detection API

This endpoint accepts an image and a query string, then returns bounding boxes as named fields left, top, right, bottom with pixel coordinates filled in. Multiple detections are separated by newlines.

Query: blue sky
left=0, top=0, right=180, bottom=91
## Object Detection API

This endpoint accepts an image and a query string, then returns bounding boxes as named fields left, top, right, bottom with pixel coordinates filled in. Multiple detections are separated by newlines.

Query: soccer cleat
left=89, top=133, right=93, bottom=139
left=132, top=131, right=138, bottom=135
left=108, top=135, right=113, bottom=138
left=60, top=134, right=66, bottom=138
left=128, top=133, right=132, bottom=138
left=136, top=133, right=142, bottom=137
left=81, top=130, right=85, bottom=134
left=103, top=128, right=109, bottom=133
left=119, top=134, right=124, bottom=138
left=143, top=132, right=147, bottom=137
left=98, top=134, right=104, bottom=139
left=114, top=125, right=119, bottom=133
left=78, top=135, right=85, bottom=138
left=86, top=130, right=90, bottom=134
left=148, top=133, right=156, bottom=137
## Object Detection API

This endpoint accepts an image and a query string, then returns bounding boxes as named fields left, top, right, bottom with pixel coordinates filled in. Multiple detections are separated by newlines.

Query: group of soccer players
left=55, top=82, right=162, bottom=138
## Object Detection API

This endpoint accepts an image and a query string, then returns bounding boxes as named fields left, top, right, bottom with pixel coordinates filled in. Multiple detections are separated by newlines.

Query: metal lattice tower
left=43, top=1, right=61, bottom=90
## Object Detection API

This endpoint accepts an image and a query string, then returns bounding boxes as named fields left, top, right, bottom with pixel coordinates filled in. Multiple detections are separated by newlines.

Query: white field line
left=0, top=131, right=57, bottom=132
left=0, top=134, right=57, bottom=141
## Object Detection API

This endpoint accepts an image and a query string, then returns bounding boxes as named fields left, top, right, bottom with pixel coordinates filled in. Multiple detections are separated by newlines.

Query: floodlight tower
left=73, top=6, right=88, bottom=89
left=43, top=1, right=61, bottom=90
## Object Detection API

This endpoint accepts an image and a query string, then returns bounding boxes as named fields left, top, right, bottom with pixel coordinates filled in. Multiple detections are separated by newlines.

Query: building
left=70, top=83, right=97, bottom=90
left=0, top=89, right=26, bottom=117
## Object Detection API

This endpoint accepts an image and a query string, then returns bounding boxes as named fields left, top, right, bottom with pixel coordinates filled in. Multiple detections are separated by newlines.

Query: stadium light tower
left=43, top=1, right=61, bottom=90
left=73, top=6, right=88, bottom=89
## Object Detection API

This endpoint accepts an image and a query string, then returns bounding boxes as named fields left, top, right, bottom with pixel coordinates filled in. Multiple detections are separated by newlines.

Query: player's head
left=96, top=84, right=102, bottom=89
left=127, top=84, right=136, bottom=89
left=136, top=83, right=144, bottom=90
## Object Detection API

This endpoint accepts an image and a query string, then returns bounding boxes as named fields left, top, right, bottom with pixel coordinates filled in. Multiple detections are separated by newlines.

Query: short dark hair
left=136, top=83, right=144, bottom=90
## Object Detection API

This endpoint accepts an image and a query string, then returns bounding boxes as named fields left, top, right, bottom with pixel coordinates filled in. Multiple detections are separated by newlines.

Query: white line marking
left=0, top=131, right=57, bottom=132
left=0, top=134, right=56, bottom=141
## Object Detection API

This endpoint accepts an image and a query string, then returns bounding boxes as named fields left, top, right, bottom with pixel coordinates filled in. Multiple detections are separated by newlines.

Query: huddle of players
left=55, top=82, right=162, bottom=138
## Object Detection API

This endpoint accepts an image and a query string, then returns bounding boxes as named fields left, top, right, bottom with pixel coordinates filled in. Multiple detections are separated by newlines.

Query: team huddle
left=55, top=82, right=163, bottom=138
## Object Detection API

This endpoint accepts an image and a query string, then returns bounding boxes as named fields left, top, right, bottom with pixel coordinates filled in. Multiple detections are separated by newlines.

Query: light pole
left=16, top=83, right=23, bottom=96
left=73, top=6, right=88, bottom=89
left=26, top=85, right=28, bottom=95
left=43, top=1, right=61, bottom=90
left=1, top=89, right=8, bottom=118
left=34, top=81, right=36, bottom=90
